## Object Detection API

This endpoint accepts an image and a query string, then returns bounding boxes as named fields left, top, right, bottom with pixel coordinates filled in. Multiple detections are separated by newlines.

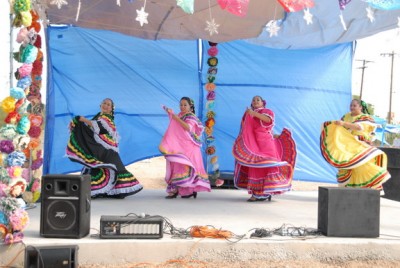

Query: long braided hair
left=181, top=96, right=195, bottom=114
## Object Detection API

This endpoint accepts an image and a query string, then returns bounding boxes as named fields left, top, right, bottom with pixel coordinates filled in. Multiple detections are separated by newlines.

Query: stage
left=1, top=188, right=400, bottom=267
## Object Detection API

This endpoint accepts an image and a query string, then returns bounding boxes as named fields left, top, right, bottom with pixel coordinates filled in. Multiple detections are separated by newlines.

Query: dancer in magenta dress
left=159, top=97, right=211, bottom=199
left=232, top=96, right=297, bottom=202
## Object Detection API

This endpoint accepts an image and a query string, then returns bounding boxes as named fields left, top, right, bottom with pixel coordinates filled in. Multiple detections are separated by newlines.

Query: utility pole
left=356, top=59, right=373, bottom=100
left=380, top=51, right=397, bottom=124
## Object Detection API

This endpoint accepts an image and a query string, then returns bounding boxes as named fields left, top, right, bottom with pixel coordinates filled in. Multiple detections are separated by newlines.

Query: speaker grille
left=46, top=200, right=77, bottom=230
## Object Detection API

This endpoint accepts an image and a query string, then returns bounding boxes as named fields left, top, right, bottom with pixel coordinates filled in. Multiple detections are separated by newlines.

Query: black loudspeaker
left=318, top=187, right=380, bottom=237
left=24, top=245, right=78, bottom=268
left=379, top=147, right=400, bottom=202
left=40, top=175, right=91, bottom=238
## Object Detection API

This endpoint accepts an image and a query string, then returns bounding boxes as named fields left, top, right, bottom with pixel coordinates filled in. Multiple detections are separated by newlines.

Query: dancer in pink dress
left=159, top=97, right=211, bottom=199
left=232, top=96, right=297, bottom=202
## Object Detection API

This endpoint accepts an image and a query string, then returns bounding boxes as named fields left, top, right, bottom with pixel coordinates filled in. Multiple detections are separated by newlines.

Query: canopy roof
left=42, top=0, right=400, bottom=48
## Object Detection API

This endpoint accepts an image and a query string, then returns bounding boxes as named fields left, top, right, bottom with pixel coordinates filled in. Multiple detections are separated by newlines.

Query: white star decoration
left=303, top=8, right=313, bottom=25
left=366, top=6, right=375, bottom=23
left=265, top=20, right=280, bottom=37
left=136, top=6, right=149, bottom=27
left=50, top=0, right=68, bottom=9
left=205, top=18, right=220, bottom=36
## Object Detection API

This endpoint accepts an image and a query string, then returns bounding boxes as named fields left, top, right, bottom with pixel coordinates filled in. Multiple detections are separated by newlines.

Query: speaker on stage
left=25, top=245, right=78, bottom=268
left=318, top=187, right=380, bottom=238
left=40, top=175, right=91, bottom=238
left=379, top=147, right=400, bottom=202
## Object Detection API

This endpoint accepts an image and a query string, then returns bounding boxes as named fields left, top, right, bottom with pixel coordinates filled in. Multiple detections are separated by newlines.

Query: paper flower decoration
left=206, top=146, right=216, bottom=155
left=13, top=0, right=31, bottom=12
left=8, top=208, right=29, bottom=231
left=17, top=63, right=33, bottom=78
left=5, top=111, right=21, bottom=125
left=205, top=118, right=215, bottom=128
left=207, top=57, right=218, bottom=67
left=206, top=91, right=216, bottom=101
left=1, top=97, right=16, bottom=113
left=16, top=76, right=32, bottom=89
left=0, top=140, right=15, bottom=154
left=208, top=46, right=219, bottom=57
left=205, top=83, right=216, bottom=91
left=17, top=116, right=31, bottom=135
left=28, top=126, right=41, bottom=138
left=10, top=87, right=26, bottom=100
left=7, top=151, right=27, bottom=167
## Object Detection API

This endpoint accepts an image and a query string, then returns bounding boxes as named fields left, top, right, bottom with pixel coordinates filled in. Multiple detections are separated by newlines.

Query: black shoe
left=181, top=192, right=197, bottom=199
left=247, top=196, right=268, bottom=202
left=91, top=193, right=107, bottom=199
left=165, top=192, right=178, bottom=199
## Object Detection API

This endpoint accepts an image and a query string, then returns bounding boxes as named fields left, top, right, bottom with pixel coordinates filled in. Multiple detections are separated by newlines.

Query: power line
left=380, top=51, right=397, bottom=124
left=356, top=59, right=373, bottom=100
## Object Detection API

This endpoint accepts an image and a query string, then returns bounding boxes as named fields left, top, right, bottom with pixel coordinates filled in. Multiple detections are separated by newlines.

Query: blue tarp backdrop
left=44, top=26, right=353, bottom=183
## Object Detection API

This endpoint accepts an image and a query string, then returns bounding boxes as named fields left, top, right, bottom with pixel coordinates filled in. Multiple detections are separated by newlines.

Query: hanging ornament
left=177, top=0, right=194, bottom=14
left=278, top=0, right=314, bottom=12
left=75, top=0, right=81, bottom=21
left=365, top=0, right=400, bottom=10
left=50, top=0, right=68, bottom=9
left=205, top=18, right=220, bottom=36
left=366, top=6, right=375, bottom=22
left=205, top=0, right=220, bottom=36
left=265, top=20, right=280, bottom=37
left=303, top=8, right=313, bottom=25
left=136, top=0, right=149, bottom=27
left=217, top=0, right=250, bottom=17
left=339, top=0, right=352, bottom=10
left=204, top=42, right=221, bottom=186
left=339, top=13, right=347, bottom=30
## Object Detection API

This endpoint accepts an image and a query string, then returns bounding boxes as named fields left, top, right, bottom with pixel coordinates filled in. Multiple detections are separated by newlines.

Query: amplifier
left=100, top=215, right=164, bottom=239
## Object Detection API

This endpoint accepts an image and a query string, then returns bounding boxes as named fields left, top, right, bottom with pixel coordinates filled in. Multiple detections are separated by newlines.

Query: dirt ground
left=80, top=260, right=400, bottom=268
left=82, top=157, right=399, bottom=268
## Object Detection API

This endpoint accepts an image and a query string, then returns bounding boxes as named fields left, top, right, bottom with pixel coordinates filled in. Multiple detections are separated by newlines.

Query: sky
left=0, top=0, right=399, bottom=123
left=352, top=29, right=400, bottom=123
